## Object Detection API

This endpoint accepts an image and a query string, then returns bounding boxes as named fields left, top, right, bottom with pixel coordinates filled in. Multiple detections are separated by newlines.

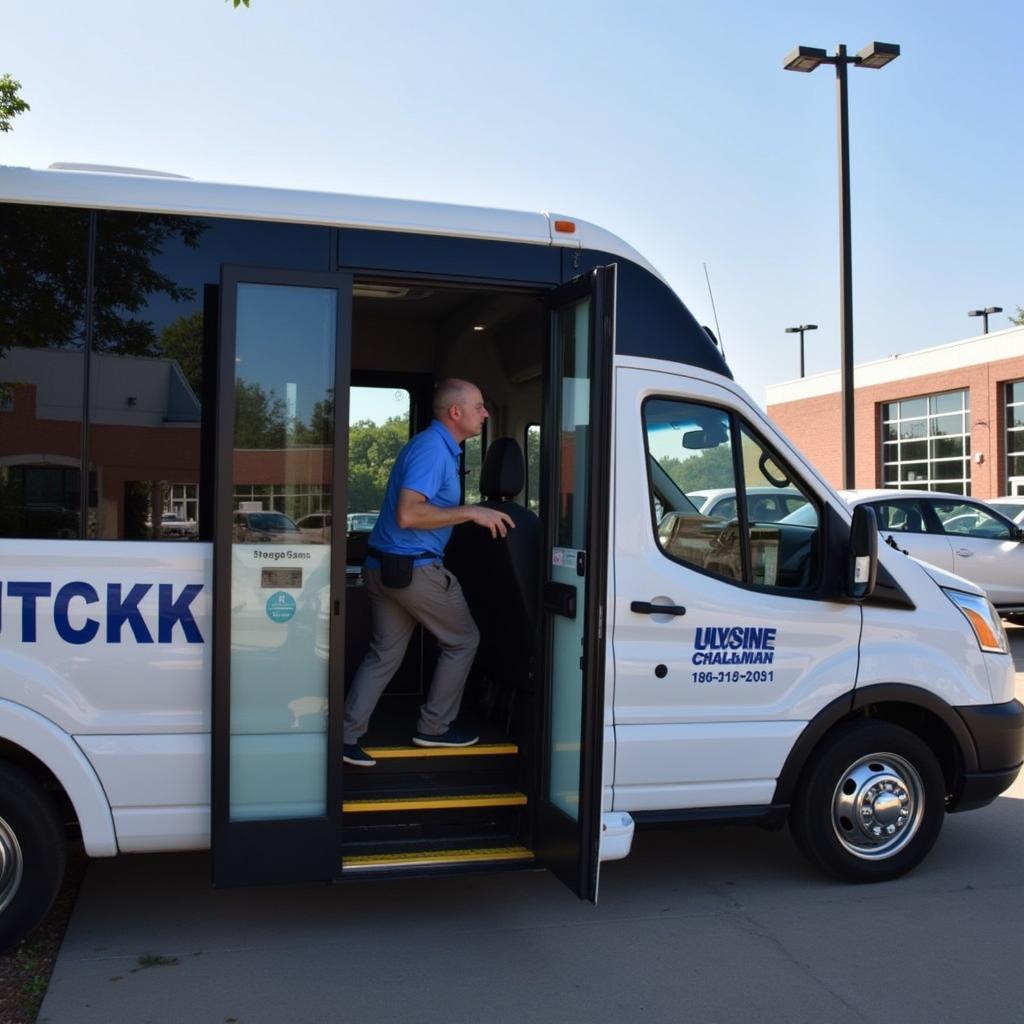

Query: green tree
left=347, top=415, right=408, bottom=511
left=0, top=206, right=207, bottom=358
left=525, top=425, right=540, bottom=511
left=291, top=393, right=335, bottom=447
left=234, top=379, right=287, bottom=449
left=0, top=74, right=29, bottom=133
left=660, top=444, right=734, bottom=493
left=160, top=311, right=204, bottom=396
left=93, top=212, right=206, bottom=354
left=1010, top=307, right=1024, bottom=327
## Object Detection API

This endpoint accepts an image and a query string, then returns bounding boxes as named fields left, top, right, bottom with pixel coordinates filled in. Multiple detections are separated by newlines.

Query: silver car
left=232, top=510, right=303, bottom=543
left=842, top=489, right=1024, bottom=617
left=685, top=487, right=808, bottom=523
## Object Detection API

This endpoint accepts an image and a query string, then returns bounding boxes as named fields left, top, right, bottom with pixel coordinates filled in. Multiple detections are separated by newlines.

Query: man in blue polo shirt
left=342, top=379, right=515, bottom=767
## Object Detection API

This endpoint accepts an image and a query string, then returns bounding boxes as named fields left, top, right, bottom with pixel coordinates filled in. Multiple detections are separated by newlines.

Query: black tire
left=790, top=720, right=945, bottom=883
left=0, top=762, right=67, bottom=952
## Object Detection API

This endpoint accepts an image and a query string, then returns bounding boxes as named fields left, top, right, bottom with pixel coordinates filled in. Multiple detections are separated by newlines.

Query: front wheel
left=0, top=762, right=67, bottom=951
left=790, top=720, right=945, bottom=882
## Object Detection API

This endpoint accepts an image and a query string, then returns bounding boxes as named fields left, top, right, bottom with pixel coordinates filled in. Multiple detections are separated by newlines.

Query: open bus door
left=212, top=267, right=353, bottom=886
left=535, top=265, right=615, bottom=901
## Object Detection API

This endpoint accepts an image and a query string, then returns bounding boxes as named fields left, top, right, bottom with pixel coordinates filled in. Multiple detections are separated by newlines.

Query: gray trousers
left=343, top=564, right=480, bottom=743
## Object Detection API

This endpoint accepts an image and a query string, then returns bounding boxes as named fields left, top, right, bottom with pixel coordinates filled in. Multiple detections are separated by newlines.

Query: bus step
left=343, top=791, right=527, bottom=813
left=354, top=742, right=518, bottom=768
left=342, top=843, right=534, bottom=875
left=343, top=766, right=519, bottom=796
left=341, top=802, right=527, bottom=844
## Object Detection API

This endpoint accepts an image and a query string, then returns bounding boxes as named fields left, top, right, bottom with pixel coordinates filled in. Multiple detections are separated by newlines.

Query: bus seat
left=445, top=437, right=541, bottom=726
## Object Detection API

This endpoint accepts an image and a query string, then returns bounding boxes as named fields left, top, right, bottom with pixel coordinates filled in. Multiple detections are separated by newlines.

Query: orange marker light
left=553, top=220, right=576, bottom=234
left=963, top=606, right=1002, bottom=650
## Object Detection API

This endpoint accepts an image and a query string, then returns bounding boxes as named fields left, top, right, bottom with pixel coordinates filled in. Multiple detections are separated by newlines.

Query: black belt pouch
left=378, top=552, right=415, bottom=589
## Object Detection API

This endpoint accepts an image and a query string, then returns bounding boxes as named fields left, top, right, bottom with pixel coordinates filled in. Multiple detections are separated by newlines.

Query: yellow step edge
left=343, top=792, right=528, bottom=813
left=343, top=846, right=534, bottom=870
left=362, top=742, right=518, bottom=759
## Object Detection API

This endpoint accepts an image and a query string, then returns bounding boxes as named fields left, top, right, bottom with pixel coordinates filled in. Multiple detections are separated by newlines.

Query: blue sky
left=3, top=1, right=1021, bottom=407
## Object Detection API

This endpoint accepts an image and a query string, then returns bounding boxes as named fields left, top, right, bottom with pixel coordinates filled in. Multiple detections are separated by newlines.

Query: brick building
left=766, top=325, right=1024, bottom=500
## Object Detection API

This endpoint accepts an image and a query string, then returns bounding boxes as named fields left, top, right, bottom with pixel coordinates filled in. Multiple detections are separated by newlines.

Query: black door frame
left=211, top=265, right=352, bottom=886
left=535, top=264, right=615, bottom=900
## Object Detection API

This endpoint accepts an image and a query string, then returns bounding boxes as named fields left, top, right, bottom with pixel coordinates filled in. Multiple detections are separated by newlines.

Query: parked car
left=144, top=511, right=197, bottom=539
left=686, top=487, right=808, bottom=523
left=296, top=511, right=332, bottom=543
left=985, top=496, right=1024, bottom=525
left=232, top=510, right=303, bottom=543
left=841, top=489, right=1024, bottom=616
left=346, top=512, right=379, bottom=533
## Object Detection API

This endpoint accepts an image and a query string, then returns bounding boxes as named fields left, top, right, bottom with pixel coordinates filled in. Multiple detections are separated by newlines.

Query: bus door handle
left=543, top=581, right=577, bottom=619
left=630, top=601, right=686, bottom=616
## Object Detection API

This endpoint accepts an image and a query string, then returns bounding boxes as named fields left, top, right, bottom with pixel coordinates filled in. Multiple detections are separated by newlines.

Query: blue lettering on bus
left=7, top=581, right=52, bottom=643
left=107, top=584, right=154, bottom=644
left=692, top=625, right=778, bottom=667
left=0, top=580, right=205, bottom=645
left=159, top=584, right=204, bottom=643
left=54, top=582, right=100, bottom=645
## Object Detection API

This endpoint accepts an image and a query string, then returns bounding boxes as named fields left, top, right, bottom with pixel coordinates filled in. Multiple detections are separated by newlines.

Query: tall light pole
left=784, top=41, right=900, bottom=488
left=785, top=324, right=818, bottom=377
left=968, top=306, right=1002, bottom=334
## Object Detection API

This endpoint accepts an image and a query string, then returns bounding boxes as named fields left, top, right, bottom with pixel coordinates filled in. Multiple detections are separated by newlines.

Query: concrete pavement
left=38, top=637, right=1024, bottom=1024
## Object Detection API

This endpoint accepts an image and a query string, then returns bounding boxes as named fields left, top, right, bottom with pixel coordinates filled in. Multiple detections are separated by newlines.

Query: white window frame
left=881, top=389, right=971, bottom=495
left=1005, top=380, right=1024, bottom=490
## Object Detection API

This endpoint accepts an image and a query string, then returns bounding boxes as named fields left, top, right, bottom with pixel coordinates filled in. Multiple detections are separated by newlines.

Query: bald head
left=433, top=379, right=476, bottom=419
left=433, top=378, right=488, bottom=443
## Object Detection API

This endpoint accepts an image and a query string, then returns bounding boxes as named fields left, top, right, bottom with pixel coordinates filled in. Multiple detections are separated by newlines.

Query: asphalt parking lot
left=39, top=632, right=1024, bottom=1024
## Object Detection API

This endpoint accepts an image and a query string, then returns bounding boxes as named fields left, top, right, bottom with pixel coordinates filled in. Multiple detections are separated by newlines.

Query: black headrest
left=480, top=437, right=525, bottom=500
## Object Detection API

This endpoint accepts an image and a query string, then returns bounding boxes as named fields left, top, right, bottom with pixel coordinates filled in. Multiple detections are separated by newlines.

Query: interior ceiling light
left=473, top=325, right=486, bottom=331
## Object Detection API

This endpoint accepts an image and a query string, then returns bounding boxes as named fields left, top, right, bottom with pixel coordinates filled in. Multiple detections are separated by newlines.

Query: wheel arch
left=774, top=683, right=978, bottom=810
left=0, top=699, right=117, bottom=856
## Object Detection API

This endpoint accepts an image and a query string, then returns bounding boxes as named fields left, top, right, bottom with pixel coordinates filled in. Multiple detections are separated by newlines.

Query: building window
left=233, top=483, right=331, bottom=523
left=1005, top=381, right=1024, bottom=491
left=881, top=390, right=971, bottom=495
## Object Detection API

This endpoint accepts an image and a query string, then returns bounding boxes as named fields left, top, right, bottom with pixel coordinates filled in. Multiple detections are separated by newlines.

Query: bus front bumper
left=952, top=699, right=1024, bottom=812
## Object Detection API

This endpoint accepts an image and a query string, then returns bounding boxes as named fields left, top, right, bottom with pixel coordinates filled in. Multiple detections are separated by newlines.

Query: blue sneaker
left=412, top=726, right=480, bottom=748
left=343, top=743, right=376, bottom=767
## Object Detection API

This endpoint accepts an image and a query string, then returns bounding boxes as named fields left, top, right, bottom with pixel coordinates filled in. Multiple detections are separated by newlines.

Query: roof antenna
left=702, top=261, right=726, bottom=359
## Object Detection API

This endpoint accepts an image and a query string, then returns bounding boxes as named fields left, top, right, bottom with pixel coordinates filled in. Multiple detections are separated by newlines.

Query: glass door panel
left=548, top=297, right=591, bottom=819
left=229, top=283, right=337, bottom=821
left=213, top=267, right=351, bottom=886
left=536, top=265, right=614, bottom=901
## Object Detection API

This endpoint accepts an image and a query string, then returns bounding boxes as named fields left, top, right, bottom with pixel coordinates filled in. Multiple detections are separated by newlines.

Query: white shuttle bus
left=1, top=164, right=1021, bottom=949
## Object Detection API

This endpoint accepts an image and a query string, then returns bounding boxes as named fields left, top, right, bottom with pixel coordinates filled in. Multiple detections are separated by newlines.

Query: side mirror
left=848, top=504, right=878, bottom=600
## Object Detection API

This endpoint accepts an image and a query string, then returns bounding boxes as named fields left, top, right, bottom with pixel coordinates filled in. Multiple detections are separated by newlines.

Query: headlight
left=943, top=588, right=1009, bottom=654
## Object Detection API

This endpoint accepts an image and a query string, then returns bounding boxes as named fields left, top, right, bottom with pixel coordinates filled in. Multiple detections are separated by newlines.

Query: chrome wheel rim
left=0, top=814, right=24, bottom=915
left=831, top=751, right=925, bottom=860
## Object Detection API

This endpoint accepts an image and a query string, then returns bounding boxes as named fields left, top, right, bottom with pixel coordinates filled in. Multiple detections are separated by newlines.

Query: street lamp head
left=783, top=45, right=828, bottom=72
left=969, top=307, right=1004, bottom=317
left=785, top=324, right=818, bottom=333
left=856, top=41, right=900, bottom=69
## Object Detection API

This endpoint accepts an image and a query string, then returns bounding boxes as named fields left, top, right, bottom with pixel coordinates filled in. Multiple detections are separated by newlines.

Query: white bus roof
left=0, top=163, right=662, bottom=280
